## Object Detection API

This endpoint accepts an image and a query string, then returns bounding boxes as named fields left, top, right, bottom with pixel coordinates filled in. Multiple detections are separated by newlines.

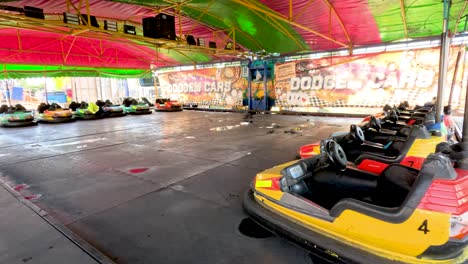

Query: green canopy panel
left=1, top=64, right=152, bottom=79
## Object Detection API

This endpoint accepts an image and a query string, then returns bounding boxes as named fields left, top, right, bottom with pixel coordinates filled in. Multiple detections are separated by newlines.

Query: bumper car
left=155, top=98, right=183, bottom=112
left=244, top=142, right=468, bottom=264
left=299, top=101, right=448, bottom=172
left=0, top=104, right=37, bottom=127
left=122, top=98, right=152, bottom=115
left=357, top=101, right=433, bottom=129
left=363, top=104, right=435, bottom=132
left=70, top=101, right=103, bottom=120
left=96, top=100, right=126, bottom=118
left=36, top=103, right=74, bottom=123
left=299, top=120, right=445, bottom=174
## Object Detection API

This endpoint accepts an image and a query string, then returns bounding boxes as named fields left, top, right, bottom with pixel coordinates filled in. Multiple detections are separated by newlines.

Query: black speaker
left=63, top=12, right=79, bottom=25
left=142, top=17, right=157, bottom=38
left=209, top=41, right=217, bottom=49
left=124, top=25, right=136, bottom=35
left=186, top=35, right=196, bottom=45
left=197, top=38, right=205, bottom=46
left=104, top=20, right=117, bottom=32
left=80, top=14, right=99, bottom=28
left=154, top=13, right=176, bottom=40
left=0, top=5, right=23, bottom=13
left=24, top=6, right=44, bottom=19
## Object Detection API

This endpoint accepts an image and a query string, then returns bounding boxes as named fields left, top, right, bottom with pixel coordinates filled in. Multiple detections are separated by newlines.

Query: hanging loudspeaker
left=24, top=6, right=44, bottom=19
left=63, top=12, right=79, bottom=25
left=124, top=25, right=136, bottom=35
left=80, top=14, right=99, bottom=28
left=142, top=17, right=157, bottom=38
left=197, top=38, right=205, bottom=46
left=104, top=20, right=117, bottom=32
left=186, top=35, right=196, bottom=45
left=154, top=13, right=176, bottom=40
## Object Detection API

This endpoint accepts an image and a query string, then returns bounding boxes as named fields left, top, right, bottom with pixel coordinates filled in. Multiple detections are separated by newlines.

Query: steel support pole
left=44, top=67, right=48, bottom=104
left=263, top=62, right=267, bottom=111
left=5, top=81, right=11, bottom=107
left=449, top=49, right=463, bottom=106
left=74, top=79, right=78, bottom=102
left=462, top=76, right=468, bottom=141
left=3, top=65, right=10, bottom=107
left=248, top=61, right=252, bottom=111
left=436, top=0, right=451, bottom=123
left=449, top=17, right=468, bottom=106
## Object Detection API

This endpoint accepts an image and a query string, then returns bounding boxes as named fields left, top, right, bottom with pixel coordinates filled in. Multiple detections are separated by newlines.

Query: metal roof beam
left=293, top=0, right=315, bottom=22
left=452, top=0, right=468, bottom=36
left=289, top=0, right=293, bottom=20
left=399, top=0, right=409, bottom=39
left=321, top=0, right=353, bottom=49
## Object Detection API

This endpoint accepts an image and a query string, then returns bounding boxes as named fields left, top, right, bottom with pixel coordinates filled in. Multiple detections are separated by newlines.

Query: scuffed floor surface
left=0, top=111, right=360, bottom=264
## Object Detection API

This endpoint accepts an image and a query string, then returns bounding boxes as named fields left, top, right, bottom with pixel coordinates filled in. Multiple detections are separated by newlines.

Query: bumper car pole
left=5, top=80, right=11, bottom=107
left=43, top=69, right=48, bottom=104
left=248, top=60, right=252, bottom=112
left=457, top=17, right=468, bottom=142
left=463, top=77, right=468, bottom=142
left=449, top=16, right=468, bottom=107
left=436, top=0, right=451, bottom=124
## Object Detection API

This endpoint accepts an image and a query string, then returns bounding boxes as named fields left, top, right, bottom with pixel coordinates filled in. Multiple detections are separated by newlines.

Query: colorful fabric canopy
left=0, top=0, right=466, bottom=77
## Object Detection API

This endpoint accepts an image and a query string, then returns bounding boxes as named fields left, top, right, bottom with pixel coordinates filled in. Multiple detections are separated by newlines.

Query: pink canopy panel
left=258, top=0, right=381, bottom=50
left=3, top=0, right=231, bottom=52
left=0, top=0, right=235, bottom=71
left=0, top=28, right=175, bottom=69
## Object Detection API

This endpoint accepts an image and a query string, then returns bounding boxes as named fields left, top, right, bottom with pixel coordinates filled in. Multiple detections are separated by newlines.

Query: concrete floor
left=0, top=182, right=103, bottom=264
left=0, top=111, right=360, bottom=264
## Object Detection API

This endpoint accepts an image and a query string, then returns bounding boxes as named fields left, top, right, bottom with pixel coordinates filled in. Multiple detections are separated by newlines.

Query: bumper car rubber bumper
left=104, top=111, right=126, bottom=118
left=37, top=116, right=75, bottom=123
left=128, top=110, right=152, bottom=115
left=0, top=120, right=37, bottom=127
left=243, top=189, right=467, bottom=264
left=74, top=114, right=102, bottom=120
left=154, top=107, right=182, bottom=112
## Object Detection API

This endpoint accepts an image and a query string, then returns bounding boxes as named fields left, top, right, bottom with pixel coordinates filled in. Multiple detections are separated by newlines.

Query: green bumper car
left=122, top=98, right=152, bottom=115
left=0, top=104, right=37, bottom=127
left=70, top=101, right=103, bottom=120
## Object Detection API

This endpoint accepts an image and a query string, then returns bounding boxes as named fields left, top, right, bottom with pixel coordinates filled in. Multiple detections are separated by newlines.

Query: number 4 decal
left=418, top=220, right=430, bottom=234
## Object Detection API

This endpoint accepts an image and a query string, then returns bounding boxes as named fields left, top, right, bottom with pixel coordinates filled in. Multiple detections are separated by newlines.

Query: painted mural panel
left=274, top=48, right=466, bottom=109
left=158, top=67, right=247, bottom=108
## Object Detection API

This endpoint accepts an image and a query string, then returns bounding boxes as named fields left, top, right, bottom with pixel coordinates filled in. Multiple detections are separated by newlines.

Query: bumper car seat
left=372, top=164, right=419, bottom=208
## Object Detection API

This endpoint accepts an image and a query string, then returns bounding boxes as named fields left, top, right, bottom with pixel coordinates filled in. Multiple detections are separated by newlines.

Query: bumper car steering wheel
left=350, top=124, right=365, bottom=144
left=325, top=140, right=348, bottom=170
left=384, top=109, right=399, bottom=123
left=370, top=116, right=382, bottom=131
